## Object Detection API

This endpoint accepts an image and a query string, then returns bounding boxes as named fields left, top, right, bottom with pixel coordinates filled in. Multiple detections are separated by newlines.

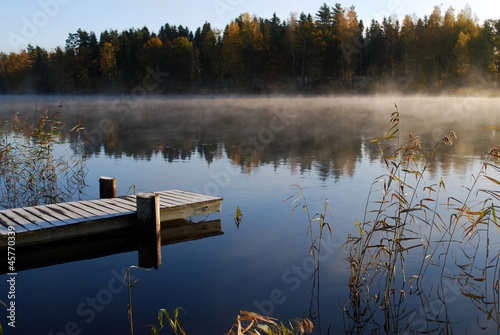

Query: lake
left=0, top=95, right=499, bottom=334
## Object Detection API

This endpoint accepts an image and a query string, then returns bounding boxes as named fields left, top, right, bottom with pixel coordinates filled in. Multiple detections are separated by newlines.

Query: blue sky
left=1, top=0, right=499, bottom=53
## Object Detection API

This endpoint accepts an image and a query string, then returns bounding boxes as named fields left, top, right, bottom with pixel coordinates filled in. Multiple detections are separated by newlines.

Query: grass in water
left=0, top=105, right=87, bottom=208
left=285, top=185, right=332, bottom=331
left=342, top=104, right=500, bottom=333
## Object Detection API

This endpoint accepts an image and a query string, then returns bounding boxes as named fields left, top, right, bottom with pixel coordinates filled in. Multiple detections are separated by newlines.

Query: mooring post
left=136, top=192, right=161, bottom=269
left=99, top=176, right=117, bottom=199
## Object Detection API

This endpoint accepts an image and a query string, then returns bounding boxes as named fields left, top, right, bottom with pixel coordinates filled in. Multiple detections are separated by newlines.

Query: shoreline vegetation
left=1, top=3, right=499, bottom=96
left=0, top=107, right=86, bottom=209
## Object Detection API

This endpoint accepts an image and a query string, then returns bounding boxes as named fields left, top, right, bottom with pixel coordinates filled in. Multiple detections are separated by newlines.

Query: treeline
left=1, top=3, right=499, bottom=94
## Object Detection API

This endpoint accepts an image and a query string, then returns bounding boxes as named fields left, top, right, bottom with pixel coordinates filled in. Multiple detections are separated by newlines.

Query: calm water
left=0, top=96, right=499, bottom=334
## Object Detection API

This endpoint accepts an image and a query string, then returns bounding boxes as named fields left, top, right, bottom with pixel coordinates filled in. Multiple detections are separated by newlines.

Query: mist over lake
left=0, top=95, right=499, bottom=334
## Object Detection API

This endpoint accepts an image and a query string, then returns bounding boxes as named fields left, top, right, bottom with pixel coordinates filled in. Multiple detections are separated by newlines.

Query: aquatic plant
left=342, top=104, right=500, bottom=333
left=124, top=266, right=186, bottom=335
left=227, top=311, right=314, bottom=335
left=234, top=206, right=243, bottom=229
left=285, top=186, right=332, bottom=331
left=150, top=308, right=186, bottom=335
left=0, top=105, right=87, bottom=208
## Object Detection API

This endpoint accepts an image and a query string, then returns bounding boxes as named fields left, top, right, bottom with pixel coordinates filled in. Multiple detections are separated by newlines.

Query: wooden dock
left=0, top=189, right=223, bottom=248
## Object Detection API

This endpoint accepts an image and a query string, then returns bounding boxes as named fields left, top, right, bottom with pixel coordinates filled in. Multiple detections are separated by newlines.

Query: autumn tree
left=238, top=13, right=266, bottom=87
left=0, top=51, right=30, bottom=92
left=100, top=42, right=117, bottom=86
left=337, top=6, right=361, bottom=88
left=222, top=20, right=242, bottom=87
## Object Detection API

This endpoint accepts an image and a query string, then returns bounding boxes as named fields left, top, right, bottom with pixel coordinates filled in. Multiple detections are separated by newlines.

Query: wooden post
left=136, top=192, right=161, bottom=269
left=99, top=177, right=117, bottom=199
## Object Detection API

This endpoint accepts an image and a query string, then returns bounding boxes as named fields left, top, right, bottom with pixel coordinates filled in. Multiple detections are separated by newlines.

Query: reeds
left=342, top=104, right=500, bottom=333
left=0, top=105, right=87, bottom=208
left=227, top=311, right=314, bottom=335
left=285, top=185, right=332, bottom=332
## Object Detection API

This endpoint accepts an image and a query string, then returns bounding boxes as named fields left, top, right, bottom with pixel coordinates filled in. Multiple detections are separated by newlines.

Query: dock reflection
left=0, top=219, right=222, bottom=274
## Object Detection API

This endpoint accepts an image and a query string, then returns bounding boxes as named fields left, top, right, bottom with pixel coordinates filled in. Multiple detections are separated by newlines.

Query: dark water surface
left=0, top=96, right=499, bottom=334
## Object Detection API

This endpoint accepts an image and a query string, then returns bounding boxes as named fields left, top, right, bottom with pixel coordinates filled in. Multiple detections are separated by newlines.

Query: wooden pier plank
left=31, top=205, right=80, bottom=225
left=11, top=208, right=54, bottom=229
left=67, top=201, right=111, bottom=217
left=1, top=210, right=44, bottom=231
left=0, top=213, right=29, bottom=232
left=45, top=204, right=89, bottom=223
left=122, top=195, right=137, bottom=202
left=90, top=199, right=135, bottom=212
left=158, top=197, right=192, bottom=208
left=23, top=207, right=69, bottom=227
left=158, top=193, right=220, bottom=208
left=162, top=190, right=219, bottom=202
left=177, top=189, right=220, bottom=199
left=79, top=200, right=129, bottom=216
left=158, top=190, right=210, bottom=203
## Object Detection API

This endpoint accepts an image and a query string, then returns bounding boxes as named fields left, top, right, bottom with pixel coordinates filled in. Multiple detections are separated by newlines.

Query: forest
left=1, top=3, right=499, bottom=94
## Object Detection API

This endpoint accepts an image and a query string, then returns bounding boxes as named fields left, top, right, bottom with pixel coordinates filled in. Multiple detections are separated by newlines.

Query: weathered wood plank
left=0, top=213, right=29, bottom=232
left=11, top=208, right=54, bottom=229
left=67, top=201, right=111, bottom=217
left=104, top=198, right=137, bottom=211
left=25, top=207, right=67, bottom=226
left=158, top=198, right=193, bottom=208
left=45, top=204, right=89, bottom=223
left=1, top=210, right=43, bottom=231
left=54, top=203, right=96, bottom=219
left=158, top=190, right=211, bottom=203
left=92, top=199, right=134, bottom=212
left=158, top=191, right=221, bottom=208
left=122, top=195, right=137, bottom=202
left=31, top=206, right=79, bottom=225
left=177, top=189, right=221, bottom=200
left=162, top=190, right=220, bottom=202
left=80, top=200, right=129, bottom=215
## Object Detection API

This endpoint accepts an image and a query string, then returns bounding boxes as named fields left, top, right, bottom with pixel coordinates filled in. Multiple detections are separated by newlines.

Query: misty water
left=0, top=95, right=499, bottom=334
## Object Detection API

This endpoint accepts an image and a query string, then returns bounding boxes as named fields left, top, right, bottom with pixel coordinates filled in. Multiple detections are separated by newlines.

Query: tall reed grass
left=285, top=186, right=332, bottom=332
left=0, top=106, right=87, bottom=208
left=342, top=104, right=499, bottom=333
